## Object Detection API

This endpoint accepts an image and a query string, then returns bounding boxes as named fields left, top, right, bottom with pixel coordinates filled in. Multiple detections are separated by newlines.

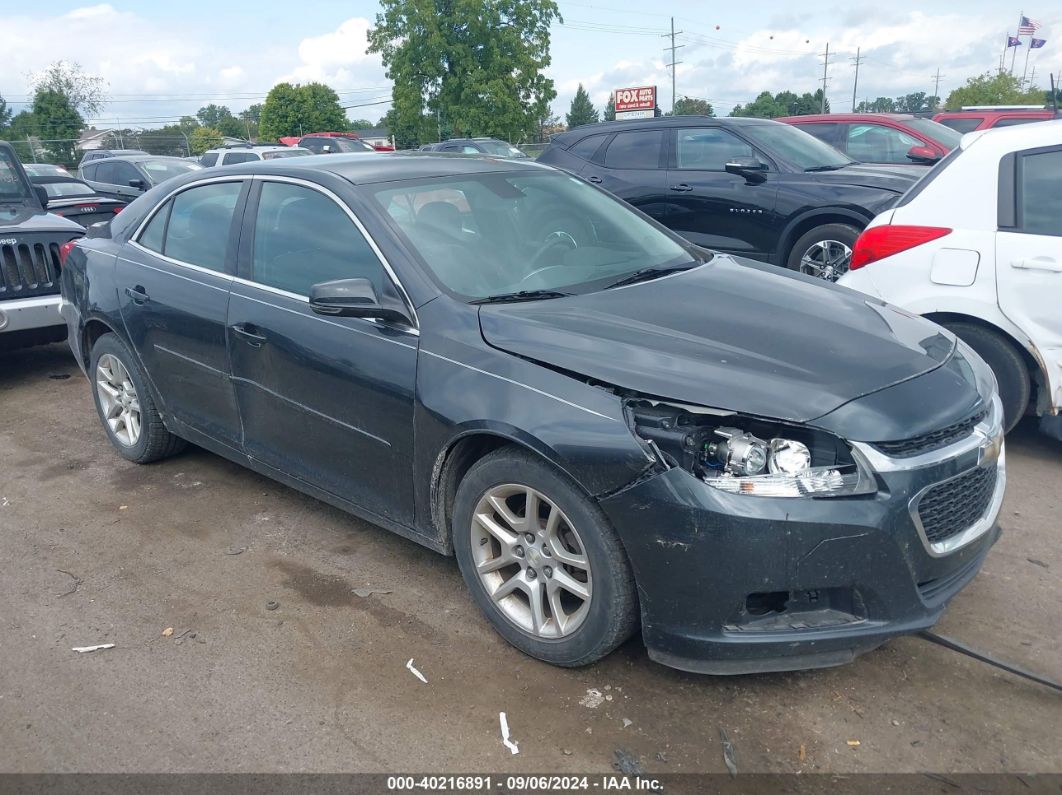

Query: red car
left=778, top=113, right=963, bottom=166
left=932, top=108, right=1059, bottom=133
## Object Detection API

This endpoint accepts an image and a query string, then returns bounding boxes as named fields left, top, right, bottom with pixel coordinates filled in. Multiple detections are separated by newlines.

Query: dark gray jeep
left=0, top=142, right=83, bottom=349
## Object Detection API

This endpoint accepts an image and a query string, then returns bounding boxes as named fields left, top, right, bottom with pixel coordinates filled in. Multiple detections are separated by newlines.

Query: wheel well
left=82, top=319, right=116, bottom=368
left=779, top=213, right=868, bottom=265
left=924, top=312, right=1042, bottom=408
left=431, top=434, right=514, bottom=550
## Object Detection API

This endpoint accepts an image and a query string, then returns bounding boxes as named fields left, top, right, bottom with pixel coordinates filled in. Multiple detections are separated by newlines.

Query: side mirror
left=128, top=178, right=146, bottom=190
left=906, top=145, right=940, bottom=164
left=309, top=278, right=411, bottom=325
left=33, top=185, right=49, bottom=208
left=724, top=158, right=768, bottom=183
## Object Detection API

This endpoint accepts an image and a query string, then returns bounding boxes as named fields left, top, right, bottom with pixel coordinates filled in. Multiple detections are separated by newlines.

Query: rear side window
left=81, top=163, right=98, bottom=180
left=569, top=134, right=608, bottom=162
left=199, top=153, right=218, bottom=167
left=222, top=151, right=258, bottom=164
left=938, top=117, right=982, bottom=133
left=1020, top=149, right=1062, bottom=236
left=993, top=117, right=1039, bottom=128
left=603, top=130, right=664, bottom=169
left=162, top=181, right=243, bottom=271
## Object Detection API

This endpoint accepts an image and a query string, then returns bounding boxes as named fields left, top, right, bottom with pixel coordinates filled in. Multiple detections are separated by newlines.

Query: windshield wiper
left=604, top=262, right=698, bottom=289
left=805, top=164, right=848, bottom=172
left=470, top=289, right=572, bottom=304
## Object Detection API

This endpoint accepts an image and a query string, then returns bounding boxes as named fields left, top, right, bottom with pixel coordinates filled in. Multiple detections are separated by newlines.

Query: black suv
left=539, top=117, right=920, bottom=280
left=0, top=141, right=84, bottom=349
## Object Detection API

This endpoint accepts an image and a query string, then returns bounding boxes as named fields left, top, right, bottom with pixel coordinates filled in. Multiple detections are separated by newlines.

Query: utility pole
left=851, top=47, right=863, bottom=111
left=932, top=68, right=945, bottom=109
left=662, top=17, right=684, bottom=113
left=819, top=42, right=830, bottom=113
left=1028, top=65, right=1036, bottom=89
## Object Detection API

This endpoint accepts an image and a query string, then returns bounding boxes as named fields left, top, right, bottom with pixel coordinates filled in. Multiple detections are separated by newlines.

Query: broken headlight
left=627, top=403, right=875, bottom=498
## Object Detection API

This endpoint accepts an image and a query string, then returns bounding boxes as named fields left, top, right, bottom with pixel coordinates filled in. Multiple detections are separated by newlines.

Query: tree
left=137, top=125, right=192, bottom=157
left=258, top=82, right=348, bottom=140
left=348, top=118, right=375, bottom=129
left=368, top=0, right=560, bottom=145
left=945, top=72, right=1042, bottom=110
left=0, top=94, right=11, bottom=132
left=565, top=84, right=598, bottom=128
left=30, top=61, right=106, bottom=118
left=32, top=89, right=83, bottom=165
left=188, top=126, right=223, bottom=155
left=669, top=96, right=715, bottom=117
left=197, top=104, right=243, bottom=138
left=730, top=89, right=826, bottom=118
left=603, top=93, right=616, bottom=122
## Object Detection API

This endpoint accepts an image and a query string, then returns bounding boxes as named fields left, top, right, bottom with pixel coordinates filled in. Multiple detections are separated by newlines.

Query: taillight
left=850, top=225, right=952, bottom=270
left=113, top=207, right=123, bottom=214
left=58, top=239, right=78, bottom=266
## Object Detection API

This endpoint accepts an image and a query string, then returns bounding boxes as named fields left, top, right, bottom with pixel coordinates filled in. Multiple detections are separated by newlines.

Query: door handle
left=124, top=285, right=148, bottom=304
left=1011, top=257, right=1062, bottom=273
left=231, top=323, right=267, bottom=347
left=669, top=183, right=693, bottom=192
left=586, top=175, right=603, bottom=184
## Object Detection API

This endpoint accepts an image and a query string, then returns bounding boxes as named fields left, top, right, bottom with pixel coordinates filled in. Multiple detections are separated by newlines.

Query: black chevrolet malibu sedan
left=60, top=153, right=1005, bottom=674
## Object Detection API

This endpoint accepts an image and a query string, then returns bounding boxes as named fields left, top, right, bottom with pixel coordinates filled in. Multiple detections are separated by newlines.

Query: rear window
left=937, top=117, right=983, bottom=133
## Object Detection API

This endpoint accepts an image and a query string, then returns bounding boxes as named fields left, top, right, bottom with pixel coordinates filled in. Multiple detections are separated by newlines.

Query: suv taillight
left=850, top=225, right=952, bottom=270
left=58, top=239, right=78, bottom=266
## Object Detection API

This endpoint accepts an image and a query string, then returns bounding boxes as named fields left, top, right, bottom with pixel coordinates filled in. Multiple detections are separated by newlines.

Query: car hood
left=478, top=256, right=955, bottom=424
left=809, top=164, right=920, bottom=193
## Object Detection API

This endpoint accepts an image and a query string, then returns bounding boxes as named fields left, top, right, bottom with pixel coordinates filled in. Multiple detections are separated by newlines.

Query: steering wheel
left=518, top=264, right=571, bottom=287
left=529, top=230, right=578, bottom=268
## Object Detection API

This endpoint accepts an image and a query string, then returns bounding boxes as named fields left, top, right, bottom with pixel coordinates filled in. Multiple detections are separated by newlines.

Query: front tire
left=452, top=447, right=638, bottom=667
left=89, top=333, right=186, bottom=463
left=942, top=322, right=1030, bottom=433
left=786, top=223, right=861, bottom=282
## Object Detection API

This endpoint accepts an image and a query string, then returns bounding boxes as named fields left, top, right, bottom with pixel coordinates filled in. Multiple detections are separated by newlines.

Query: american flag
left=1018, top=15, right=1041, bottom=34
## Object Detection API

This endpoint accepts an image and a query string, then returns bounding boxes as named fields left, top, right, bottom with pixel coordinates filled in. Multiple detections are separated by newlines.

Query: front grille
left=0, top=238, right=63, bottom=300
left=873, top=408, right=987, bottom=458
left=917, top=465, right=997, bottom=545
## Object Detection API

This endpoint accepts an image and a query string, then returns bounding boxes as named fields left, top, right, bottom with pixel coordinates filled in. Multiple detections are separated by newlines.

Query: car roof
left=961, top=117, right=1062, bottom=154
left=88, top=154, right=189, bottom=164
left=552, top=115, right=778, bottom=144
left=780, top=113, right=918, bottom=123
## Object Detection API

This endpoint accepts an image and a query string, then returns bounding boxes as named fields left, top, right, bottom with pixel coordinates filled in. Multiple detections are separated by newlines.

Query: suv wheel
left=942, top=322, right=1030, bottom=433
left=452, top=447, right=638, bottom=666
left=786, top=223, right=861, bottom=282
left=90, top=333, right=186, bottom=463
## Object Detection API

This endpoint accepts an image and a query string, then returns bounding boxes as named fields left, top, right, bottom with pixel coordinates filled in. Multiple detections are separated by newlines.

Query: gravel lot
left=1, top=344, right=1060, bottom=775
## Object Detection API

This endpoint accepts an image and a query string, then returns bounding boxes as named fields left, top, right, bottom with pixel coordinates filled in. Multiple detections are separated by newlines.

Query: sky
left=0, top=0, right=1059, bottom=134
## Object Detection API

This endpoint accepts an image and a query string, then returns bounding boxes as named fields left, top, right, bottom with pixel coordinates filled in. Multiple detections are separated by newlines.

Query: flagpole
left=1010, top=11, right=1022, bottom=73
left=1022, top=40, right=1033, bottom=86
left=1000, top=32, right=1008, bottom=73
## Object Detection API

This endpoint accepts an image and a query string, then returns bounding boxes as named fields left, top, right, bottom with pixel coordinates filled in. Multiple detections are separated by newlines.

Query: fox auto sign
left=614, top=86, right=656, bottom=118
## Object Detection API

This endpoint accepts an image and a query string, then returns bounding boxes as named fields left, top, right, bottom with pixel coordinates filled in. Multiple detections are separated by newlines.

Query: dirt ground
left=1, top=344, right=1060, bottom=776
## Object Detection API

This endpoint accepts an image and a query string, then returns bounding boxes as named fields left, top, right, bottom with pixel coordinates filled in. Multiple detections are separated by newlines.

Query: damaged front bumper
left=599, top=410, right=1005, bottom=675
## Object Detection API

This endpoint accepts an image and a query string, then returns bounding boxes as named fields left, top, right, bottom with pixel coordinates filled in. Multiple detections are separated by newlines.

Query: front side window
left=251, top=181, right=384, bottom=296
left=112, top=162, right=142, bottom=186
left=95, top=162, right=118, bottom=184
left=1020, top=149, right=1062, bottom=236
left=675, top=127, right=754, bottom=170
left=604, top=131, right=664, bottom=169
left=741, top=123, right=851, bottom=171
left=370, top=171, right=696, bottom=299
left=161, top=181, right=242, bottom=271
left=846, top=124, right=920, bottom=164
left=222, top=151, right=258, bottom=165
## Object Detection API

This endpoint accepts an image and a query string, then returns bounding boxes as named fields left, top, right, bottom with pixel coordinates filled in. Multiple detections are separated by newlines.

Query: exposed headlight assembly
left=627, top=404, right=875, bottom=498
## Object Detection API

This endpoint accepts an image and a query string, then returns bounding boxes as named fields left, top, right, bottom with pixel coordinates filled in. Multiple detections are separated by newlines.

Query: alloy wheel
left=470, top=484, right=593, bottom=639
left=95, top=353, right=142, bottom=447
left=799, top=239, right=853, bottom=282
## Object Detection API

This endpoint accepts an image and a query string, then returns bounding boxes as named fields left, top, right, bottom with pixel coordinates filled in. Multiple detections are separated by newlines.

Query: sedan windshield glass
left=370, top=171, right=698, bottom=299
left=140, top=159, right=202, bottom=183
left=905, top=118, right=963, bottom=149
left=0, top=149, right=31, bottom=201
left=742, top=123, right=853, bottom=170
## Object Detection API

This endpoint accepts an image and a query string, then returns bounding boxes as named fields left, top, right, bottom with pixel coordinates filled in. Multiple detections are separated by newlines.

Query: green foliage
left=178, top=116, right=200, bottom=133
left=188, top=126, right=223, bottom=155
left=348, top=118, right=375, bottom=129
left=668, top=96, right=715, bottom=117
left=730, top=89, right=827, bottom=118
left=945, top=72, right=1043, bottom=110
left=368, top=0, right=560, bottom=145
left=32, top=89, right=83, bottom=165
left=566, top=84, right=598, bottom=128
left=138, top=125, right=192, bottom=157
left=855, top=92, right=940, bottom=113
left=30, top=61, right=106, bottom=118
left=197, top=104, right=244, bottom=138
left=258, top=82, right=348, bottom=141
left=603, top=93, right=615, bottom=122
left=0, top=94, right=12, bottom=131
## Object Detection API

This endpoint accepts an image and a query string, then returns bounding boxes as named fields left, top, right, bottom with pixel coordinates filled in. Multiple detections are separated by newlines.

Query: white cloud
left=287, top=18, right=380, bottom=83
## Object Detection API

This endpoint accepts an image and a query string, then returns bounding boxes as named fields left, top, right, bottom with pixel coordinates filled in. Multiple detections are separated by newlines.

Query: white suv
left=840, top=120, right=1062, bottom=438
left=199, top=144, right=311, bottom=167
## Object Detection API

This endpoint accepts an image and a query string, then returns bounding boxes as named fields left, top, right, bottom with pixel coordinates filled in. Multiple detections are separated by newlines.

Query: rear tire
left=89, top=333, right=186, bottom=463
left=452, top=446, right=638, bottom=667
left=786, top=223, right=861, bottom=282
left=942, top=322, right=1030, bottom=433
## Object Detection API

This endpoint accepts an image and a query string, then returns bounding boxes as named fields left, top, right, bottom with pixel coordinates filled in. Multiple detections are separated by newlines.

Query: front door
left=93, top=160, right=147, bottom=201
left=996, top=145, right=1062, bottom=410
left=227, top=178, right=418, bottom=523
left=664, top=126, right=779, bottom=260
left=117, top=178, right=247, bottom=449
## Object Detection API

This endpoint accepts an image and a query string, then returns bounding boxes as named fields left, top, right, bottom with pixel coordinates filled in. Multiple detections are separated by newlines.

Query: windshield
left=0, top=149, right=32, bottom=202
left=42, top=180, right=97, bottom=198
left=905, top=118, right=963, bottom=149
left=140, top=159, right=202, bottom=184
left=476, top=140, right=527, bottom=158
left=333, top=138, right=375, bottom=153
left=370, top=171, right=698, bottom=299
left=742, top=123, right=853, bottom=170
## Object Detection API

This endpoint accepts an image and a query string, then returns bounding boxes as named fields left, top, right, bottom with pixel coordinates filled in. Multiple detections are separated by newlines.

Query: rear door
left=996, top=145, right=1062, bottom=411
left=579, top=129, right=670, bottom=219
left=664, top=126, right=779, bottom=259
left=117, top=178, right=247, bottom=449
